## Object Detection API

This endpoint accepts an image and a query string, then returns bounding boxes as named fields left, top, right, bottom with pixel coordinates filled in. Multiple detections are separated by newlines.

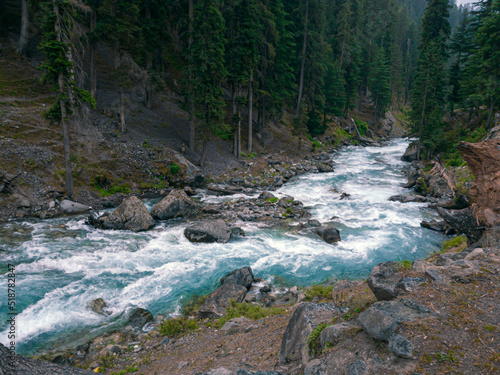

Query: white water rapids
left=0, top=138, right=444, bottom=355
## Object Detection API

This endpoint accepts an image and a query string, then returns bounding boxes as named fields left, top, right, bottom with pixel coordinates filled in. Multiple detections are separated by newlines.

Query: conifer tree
left=191, top=0, right=227, bottom=166
left=39, top=0, right=94, bottom=198
left=410, top=0, right=450, bottom=159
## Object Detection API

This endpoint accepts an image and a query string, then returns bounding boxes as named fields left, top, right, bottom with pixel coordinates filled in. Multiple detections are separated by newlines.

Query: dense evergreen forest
left=2, top=0, right=498, bottom=167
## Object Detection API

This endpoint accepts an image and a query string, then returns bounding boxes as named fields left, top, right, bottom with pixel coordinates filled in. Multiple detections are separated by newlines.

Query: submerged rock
left=150, top=189, right=197, bottom=220
left=184, top=219, right=232, bottom=243
left=91, top=196, right=155, bottom=232
left=314, top=226, right=341, bottom=244
left=88, top=298, right=108, bottom=315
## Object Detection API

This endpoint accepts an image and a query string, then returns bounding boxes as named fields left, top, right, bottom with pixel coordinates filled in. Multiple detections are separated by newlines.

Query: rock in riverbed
left=90, top=196, right=155, bottom=232
left=184, top=219, right=232, bottom=243
left=150, top=189, right=197, bottom=220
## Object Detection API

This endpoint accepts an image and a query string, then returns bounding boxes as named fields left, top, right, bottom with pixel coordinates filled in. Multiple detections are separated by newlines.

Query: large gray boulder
left=220, top=267, right=254, bottom=289
left=358, top=306, right=398, bottom=341
left=92, top=196, right=155, bottom=232
left=367, top=261, right=401, bottom=301
left=0, top=343, right=94, bottom=374
left=279, top=303, right=339, bottom=365
left=359, top=299, right=435, bottom=341
left=319, top=322, right=353, bottom=350
left=198, top=283, right=247, bottom=319
left=59, top=200, right=91, bottom=214
left=184, top=219, right=232, bottom=243
left=150, top=189, right=197, bottom=220
left=314, top=226, right=341, bottom=244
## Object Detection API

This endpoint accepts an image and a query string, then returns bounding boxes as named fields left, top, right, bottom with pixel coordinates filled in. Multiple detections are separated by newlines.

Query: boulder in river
left=127, top=307, right=154, bottom=329
left=220, top=267, right=254, bottom=289
left=150, top=189, right=197, bottom=220
left=314, top=225, right=341, bottom=244
left=91, top=196, right=155, bottom=232
left=184, top=219, right=232, bottom=243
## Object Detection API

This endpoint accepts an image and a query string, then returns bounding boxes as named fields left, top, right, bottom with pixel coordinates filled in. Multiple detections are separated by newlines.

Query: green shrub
left=215, top=301, right=285, bottom=328
left=396, top=258, right=412, bottom=270
left=159, top=317, right=199, bottom=337
left=305, top=284, right=334, bottom=301
left=266, top=197, right=278, bottom=203
left=169, top=163, right=181, bottom=175
left=308, top=322, right=332, bottom=356
left=354, top=118, right=368, bottom=136
left=442, top=235, right=467, bottom=252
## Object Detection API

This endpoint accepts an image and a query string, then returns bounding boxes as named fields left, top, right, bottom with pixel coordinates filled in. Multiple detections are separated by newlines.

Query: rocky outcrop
left=458, top=140, right=500, bottom=227
left=0, top=343, right=94, bottom=374
left=198, top=283, right=247, bottom=319
left=150, top=189, right=197, bottom=220
left=220, top=267, right=254, bottom=289
left=184, top=219, right=232, bottom=243
left=401, top=144, right=419, bottom=162
left=90, top=196, right=155, bottom=232
left=437, top=207, right=484, bottom=243
left=279, top=303, right=339, bottom=365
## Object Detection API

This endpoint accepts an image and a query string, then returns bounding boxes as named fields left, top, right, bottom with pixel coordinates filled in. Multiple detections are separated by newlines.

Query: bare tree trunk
left=188, top=0, right=195, bottom=152
left=18, top=0, right=29, bottom=56
left=248, top=70, right=254, bottom=153
left=90, top=9, right=97, bottom=98
left=200, top=140, right=208, bottom=167
left=295, top=0, right=309, bottom=117
left=232, top=84, right=237, bottom=156
left=54, top=0, right=73, bottom=198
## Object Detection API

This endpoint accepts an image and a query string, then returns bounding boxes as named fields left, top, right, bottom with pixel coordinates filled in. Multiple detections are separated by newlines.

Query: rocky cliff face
left=458, top=139, right=500, bottom=227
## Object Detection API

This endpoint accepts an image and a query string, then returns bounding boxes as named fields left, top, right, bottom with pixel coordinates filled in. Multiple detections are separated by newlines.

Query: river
left=0, top=138, right=444, bottom=355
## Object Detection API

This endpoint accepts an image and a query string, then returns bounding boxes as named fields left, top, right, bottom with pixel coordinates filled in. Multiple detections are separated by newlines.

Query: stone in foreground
left=0, top=343, right=94, bottom=374
left=388, top=333, right=414, bottom=358
left=184, top=219, right=232, bottom=243
left=279, top=302, right=338, bottom=365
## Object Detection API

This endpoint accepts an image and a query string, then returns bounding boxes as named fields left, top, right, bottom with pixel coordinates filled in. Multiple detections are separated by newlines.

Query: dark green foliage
left=409, top=0, right=450, bottom=158
left=190, top=0, right=227, bottom=140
